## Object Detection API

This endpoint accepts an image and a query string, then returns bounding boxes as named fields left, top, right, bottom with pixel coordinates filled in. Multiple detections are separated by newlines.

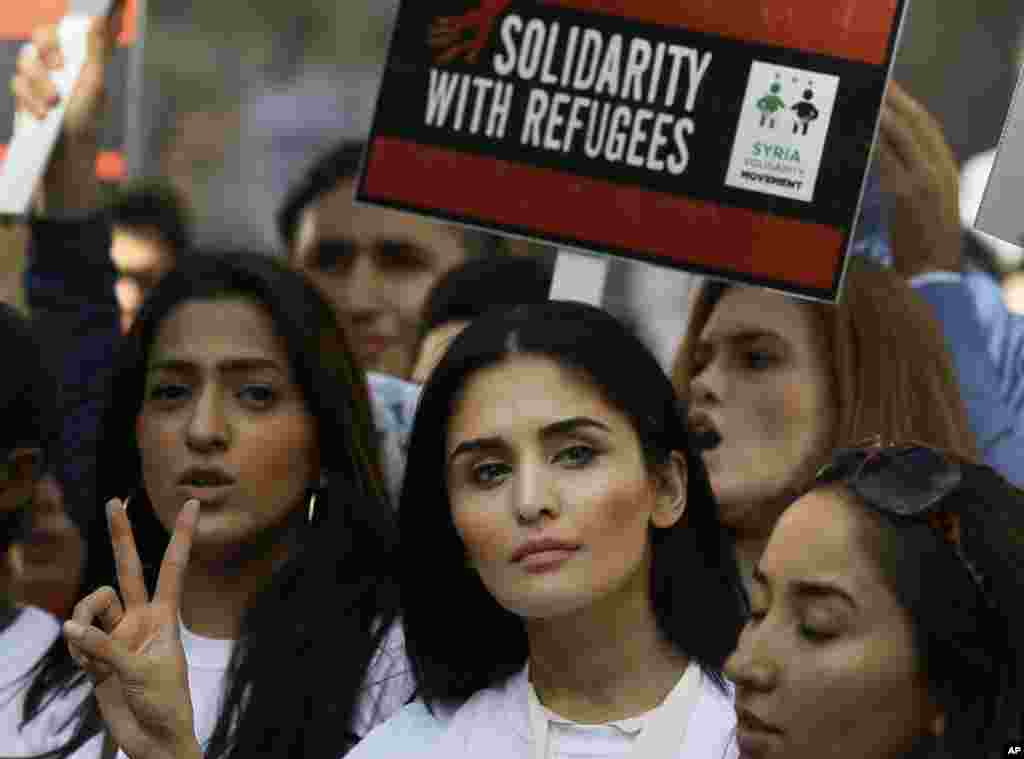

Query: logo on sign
left=429, top=0, right=515, bottom=65
left=725, top=61, right=839, bottom=203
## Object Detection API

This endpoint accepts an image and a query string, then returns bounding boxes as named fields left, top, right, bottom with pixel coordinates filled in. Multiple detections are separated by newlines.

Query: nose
left=724, top=624, right=779, bottom=694
left=339, top=252, right=385, bottom=326
left=185, top=385, right=230, bottom=453
left=689, top=359, right=724, bottom=406
left=512, top=457, right=560, bottom=525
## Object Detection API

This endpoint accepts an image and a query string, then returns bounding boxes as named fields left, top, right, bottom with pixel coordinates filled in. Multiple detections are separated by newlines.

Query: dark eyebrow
left=752, top=567, right=857, bottom=610
left=448, top=416, right=611, bottom=466
left=704, top=329, right=781, bottom=346
left=147, top=357, right=286, bottom=375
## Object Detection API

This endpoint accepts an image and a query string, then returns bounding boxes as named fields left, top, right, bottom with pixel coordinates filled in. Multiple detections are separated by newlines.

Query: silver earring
left=307, top=470, right=328, bottom=524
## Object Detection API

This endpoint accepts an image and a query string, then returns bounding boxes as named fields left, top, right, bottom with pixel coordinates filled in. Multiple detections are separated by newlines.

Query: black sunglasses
left=815, top=441, right=991, bottom=603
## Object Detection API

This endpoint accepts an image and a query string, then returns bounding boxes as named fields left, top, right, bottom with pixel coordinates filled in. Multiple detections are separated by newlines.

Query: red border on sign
left=541, top=0, right=899, bottom=66
left=364, top=137, right=841, bottom=291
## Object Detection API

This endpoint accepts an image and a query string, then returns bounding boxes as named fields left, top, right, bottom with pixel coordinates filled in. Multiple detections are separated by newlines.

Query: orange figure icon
left=429, top=0, right=515, bottom=65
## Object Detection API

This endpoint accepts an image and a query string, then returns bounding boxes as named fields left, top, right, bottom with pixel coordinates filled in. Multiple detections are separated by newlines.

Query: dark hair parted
left=418, top=254, right=555, bottom=343
left=276, top=139, right=503, bottom=258
left=17, top=252, right=399, bottom=759
left=400, top=301, right=747, bottom=712
left=832, top=462, right=1024, bottom=757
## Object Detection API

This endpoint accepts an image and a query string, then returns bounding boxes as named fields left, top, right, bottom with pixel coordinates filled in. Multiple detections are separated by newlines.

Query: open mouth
left=688, top=416, right=722, bottom=451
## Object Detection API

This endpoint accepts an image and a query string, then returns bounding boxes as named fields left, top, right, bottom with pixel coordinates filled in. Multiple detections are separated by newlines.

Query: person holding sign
left=55, top=301, right=748, bottom=759
left=726, top=442, right=1024, bottom=757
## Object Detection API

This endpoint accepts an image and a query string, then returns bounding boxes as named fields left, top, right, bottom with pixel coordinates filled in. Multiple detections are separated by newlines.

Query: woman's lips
left=359, top=335, right=395, bottom=356
left=688, top=414, right=723, bottom=451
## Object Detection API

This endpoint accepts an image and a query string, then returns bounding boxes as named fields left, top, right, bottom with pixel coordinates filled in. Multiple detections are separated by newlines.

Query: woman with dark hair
left=351, top=300, right=748, bottom=756
left=56, top=301, right=746, bottom=758
left=727, top=441, right=1024, bottom=758
left=7, top=252, right=412, bottom=758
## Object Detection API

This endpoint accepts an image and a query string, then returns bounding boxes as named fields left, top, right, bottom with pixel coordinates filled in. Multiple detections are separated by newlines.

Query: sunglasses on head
left=814, top=440, right=991, bottom=605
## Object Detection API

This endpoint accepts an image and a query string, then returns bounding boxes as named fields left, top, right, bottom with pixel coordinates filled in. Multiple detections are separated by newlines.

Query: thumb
left=64, top=620, right=134, bottom=679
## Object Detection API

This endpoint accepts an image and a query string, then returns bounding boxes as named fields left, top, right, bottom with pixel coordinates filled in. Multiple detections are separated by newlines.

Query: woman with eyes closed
left=672, top=256, right=979, bottom=585
left=6, top=252, right=412, bottom=759
left=725, top=442, right=1024, bottom=758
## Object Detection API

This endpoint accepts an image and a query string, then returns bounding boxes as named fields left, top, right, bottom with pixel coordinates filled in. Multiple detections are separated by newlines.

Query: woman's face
left=446, top=355, right=686, bottom=620
left=137, top=298, right=319, bottom=558
left=724, top=488, right=943, bottom=759
left=689, top=287, right=835, bottom=533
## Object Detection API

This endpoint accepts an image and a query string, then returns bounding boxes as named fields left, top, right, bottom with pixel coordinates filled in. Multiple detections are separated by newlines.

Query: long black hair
left=17, top=251, right=400, bottom=758
left=399, top=301, right=747, bottom=712
left=825, top=459, right=1024, bottom=758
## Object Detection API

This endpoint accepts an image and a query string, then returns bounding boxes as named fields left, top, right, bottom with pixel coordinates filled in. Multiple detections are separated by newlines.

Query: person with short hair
left=727, top=441, right=1024, bottom=757
left=108, top=182, right=190, bottom=334
left=277, top=139, right=500, bottom=379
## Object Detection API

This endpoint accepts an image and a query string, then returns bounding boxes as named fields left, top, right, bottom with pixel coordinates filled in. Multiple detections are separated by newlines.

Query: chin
left=496, top=587, right=596, bottom=621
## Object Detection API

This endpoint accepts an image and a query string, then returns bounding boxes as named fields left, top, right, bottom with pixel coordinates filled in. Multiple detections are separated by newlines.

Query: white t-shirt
left=4, top=617, right=413, bottom=757
left=1, top=606, right=63, bottom=755
left=347, top=665, right=738, bottom=759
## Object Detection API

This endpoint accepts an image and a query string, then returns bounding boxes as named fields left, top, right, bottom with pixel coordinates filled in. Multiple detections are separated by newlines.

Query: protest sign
left=976, top=65, right=1024, bottom=251
left=358, top=0, right=907, bottom=301
left=0, top=0, right=139, bottom=213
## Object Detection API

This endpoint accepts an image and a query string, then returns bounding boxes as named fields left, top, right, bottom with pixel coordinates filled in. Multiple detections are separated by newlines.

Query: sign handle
left=549, top=248, right=609, bottom=306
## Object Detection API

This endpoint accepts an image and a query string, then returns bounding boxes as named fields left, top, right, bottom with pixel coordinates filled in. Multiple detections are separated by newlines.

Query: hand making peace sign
left=63, top=498, right=203, bottom=759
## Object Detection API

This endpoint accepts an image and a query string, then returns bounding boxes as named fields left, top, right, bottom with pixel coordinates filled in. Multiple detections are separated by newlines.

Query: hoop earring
left=307, top=470, right=328, bottom=525
left=307, top=491, right=318, bottom=524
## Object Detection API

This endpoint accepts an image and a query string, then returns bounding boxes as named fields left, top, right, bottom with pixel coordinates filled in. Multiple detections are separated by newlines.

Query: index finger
left=107, top=498, right=148, bottom=608
left=153, top=499, right=199, bottom=606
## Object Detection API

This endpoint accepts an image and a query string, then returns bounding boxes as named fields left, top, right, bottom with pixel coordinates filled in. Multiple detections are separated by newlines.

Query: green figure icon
left=757, top=82, right=786, bottom=128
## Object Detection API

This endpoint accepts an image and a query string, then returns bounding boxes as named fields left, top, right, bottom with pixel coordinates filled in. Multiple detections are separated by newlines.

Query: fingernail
left=64, top=621, right=84, bottom=638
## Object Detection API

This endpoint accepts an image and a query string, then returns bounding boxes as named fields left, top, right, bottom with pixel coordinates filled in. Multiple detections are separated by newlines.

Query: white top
left=527, top=663, right=705, bottom=759
left=347, top=664, right=738, bottom=759
left=1, top=606, right=63, bottom=755
left=3, top=616, right=413, bottom=757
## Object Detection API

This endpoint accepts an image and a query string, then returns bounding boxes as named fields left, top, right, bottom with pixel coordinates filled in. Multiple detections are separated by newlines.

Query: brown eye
left=148, top=383, right=190, bottom=403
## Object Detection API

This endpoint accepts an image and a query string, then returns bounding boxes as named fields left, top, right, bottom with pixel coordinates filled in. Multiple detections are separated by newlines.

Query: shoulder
left=345, top=701, right=450, bottom=759
left=0, top=607, right=61, bottom=685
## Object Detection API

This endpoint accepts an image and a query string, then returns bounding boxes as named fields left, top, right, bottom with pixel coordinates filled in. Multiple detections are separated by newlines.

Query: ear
left=650, top=451, right=687, bottom=529
left=930, top=711, right=945, bottom=738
